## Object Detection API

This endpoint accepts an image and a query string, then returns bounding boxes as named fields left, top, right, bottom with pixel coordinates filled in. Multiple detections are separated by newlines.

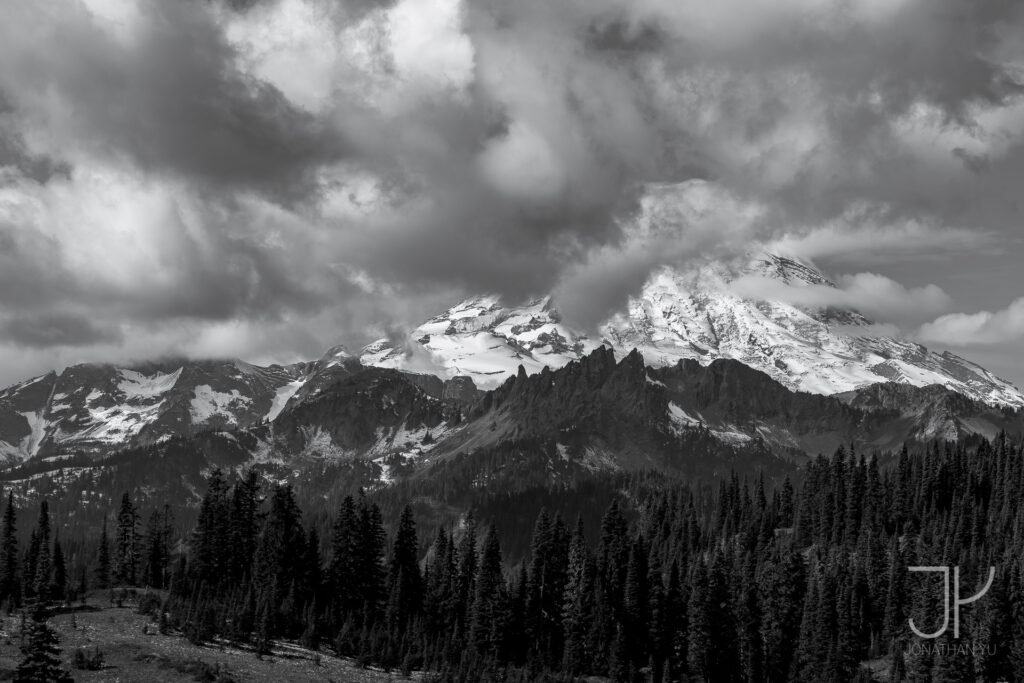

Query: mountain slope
left=1, top=347, right=1020, bottom=518
left=0, top=343, right=482, bottom=465
left=359, top=254, right=1024, bottom=407
left=0, top=359, right=308, bottom=462
left=428, top=348, right=1023, bottom=471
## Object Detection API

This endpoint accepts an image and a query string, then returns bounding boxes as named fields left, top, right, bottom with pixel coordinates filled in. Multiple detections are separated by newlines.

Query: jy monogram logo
left=908, top=566, right=995, bottom=639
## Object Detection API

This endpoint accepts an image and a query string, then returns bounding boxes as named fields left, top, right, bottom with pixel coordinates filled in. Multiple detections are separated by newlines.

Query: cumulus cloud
left=918, top=299, right=1024, bottom=346
left=0, top=0, right=1023, bottom=385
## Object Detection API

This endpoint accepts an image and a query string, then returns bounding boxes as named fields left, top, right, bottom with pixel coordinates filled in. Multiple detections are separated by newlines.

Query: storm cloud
left=0, top=0, right=1022, bottom=386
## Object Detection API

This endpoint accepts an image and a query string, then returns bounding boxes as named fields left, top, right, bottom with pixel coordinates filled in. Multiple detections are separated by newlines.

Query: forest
left=5, top=434, right=1024, bottom=682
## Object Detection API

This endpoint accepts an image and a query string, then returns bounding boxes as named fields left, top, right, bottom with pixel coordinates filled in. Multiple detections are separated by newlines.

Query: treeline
left=153, top=436, right=1024, bottom=681
left=3, top=435, right=1024, bottom=681
left=0, top=489, right=173, bottom=610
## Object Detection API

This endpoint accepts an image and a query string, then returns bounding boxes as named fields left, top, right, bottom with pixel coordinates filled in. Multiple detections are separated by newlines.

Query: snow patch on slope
left=82, top=401, right=164, bottom=444
left=190, top=385, right=251, bottom=424
left=18, top=412, right=46, bottom=458
left=266, top=379, right=304, bottom=422
left=0, top=441, right=21, bottom=460
left=667, top=402, right=702, bottom=430
left=118, top=368, right=182, bottom=398
left=299, top=427, right=354, bottom=460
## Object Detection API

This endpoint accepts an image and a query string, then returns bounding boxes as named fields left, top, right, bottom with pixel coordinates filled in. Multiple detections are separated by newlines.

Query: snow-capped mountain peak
left=357, top=255, right=1024, bottom=407
left=360, top=295, right=597, bottom=384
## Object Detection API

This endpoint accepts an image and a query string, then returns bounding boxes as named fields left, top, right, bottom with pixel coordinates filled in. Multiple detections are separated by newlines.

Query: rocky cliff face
left=0, top=347, right=1020, bottom=511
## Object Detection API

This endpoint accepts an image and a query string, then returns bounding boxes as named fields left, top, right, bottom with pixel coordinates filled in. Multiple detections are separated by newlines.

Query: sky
left=0, top=0, right=1023, bottom=388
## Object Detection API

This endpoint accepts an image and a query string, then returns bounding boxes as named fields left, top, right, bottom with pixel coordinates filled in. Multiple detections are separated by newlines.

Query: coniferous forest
left=6, top=436, right=1024, bottom=682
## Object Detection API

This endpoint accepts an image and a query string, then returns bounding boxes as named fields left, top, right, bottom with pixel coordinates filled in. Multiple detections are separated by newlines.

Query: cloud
left=918, top=299, right=1024, bottom=346
left=765, top=216, right=996, bottom=264
left=0, top=312, right=120, bottom=348
left=0, top=0, right=353, bottom=203
left=0, top=0, right=1023, bottom=385
left=730, top=271, right=953, bottom=326
left=554, top=180, right=768, bottom=331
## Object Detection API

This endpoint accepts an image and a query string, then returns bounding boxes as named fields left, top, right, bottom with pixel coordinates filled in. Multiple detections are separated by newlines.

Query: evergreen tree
left=526, top=509, right=568, bottom=669
left=329, top=495, right=361, bottom=631
left=192, top=469, right=229, bottom=586
left=228, top=469, right=261, bottom=583
left=0, top=493, right=19, bottom=609
left=113, top=493, right=139, bottom=586
left=95, top=519, right=111, bottom=590
left=357, top=493, right=386, bottom=630
left=28, top=502, right=51, bottom=604
left=302, top=526, right=322, bottom=613
left=386, top=505, right=422, bottom=638
left=49, top=540, right=66, bottom=603
left=622, top=535, right=650, bottom=674
left=454, top=511, right=478, bottom=640
left=562, top=517, right=594, bottom=676
left=142, top=506, right=173, bottom=589
left=15, top=605, right=72, bottom=682
left=469, top=525, right=505, bottom=660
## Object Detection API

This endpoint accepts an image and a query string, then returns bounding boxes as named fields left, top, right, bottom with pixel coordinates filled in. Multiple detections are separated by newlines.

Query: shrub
left=137, top=592, right=162, bottom=617
left=72, top=646, right=105, bottom=671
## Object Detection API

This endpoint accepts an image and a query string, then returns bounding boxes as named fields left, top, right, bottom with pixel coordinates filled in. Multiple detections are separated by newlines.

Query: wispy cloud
left=919, top=299, right=1024, bottom=346
left=730, top=271, right=953, bottom=327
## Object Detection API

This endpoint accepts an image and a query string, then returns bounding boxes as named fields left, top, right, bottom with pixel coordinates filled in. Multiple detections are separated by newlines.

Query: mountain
left=433, top=347, right=1022, bottom=469
left=1, top=255, right=1020, bottom=466
left=358, top=295, right=595, bottom=382
left=5, top=346, right=1019, bottom=520
left=358, top=254, right=1024, bottom=408
left=0, top=359, right=308, bottom=463
left=0, top=342, right=481, bottom=465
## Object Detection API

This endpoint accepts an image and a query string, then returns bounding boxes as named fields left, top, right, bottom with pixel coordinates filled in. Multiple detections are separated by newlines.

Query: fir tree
left=113, top=493, right=139, bottom=586
left=15, top=605, right=72, bottom=682
left=562, top=517, right=594, bottom=676
left=142, top=506, right=172, bottom=589
left=49, top=540, right=66, bottom=603
left=31, top=503, right=51, bottom=603
left=386, top=505, right=422, bottom=637
left=357, top=493, right=386, bottom=629
left=192, top=469, right=229, bottom=586
left=95, top=519, right=111, bottom=590
left=329, top=495, right=361, bottom=631
left=469, top=525, right=505, bottom=660
left=0, top=493, right=19, bottom=609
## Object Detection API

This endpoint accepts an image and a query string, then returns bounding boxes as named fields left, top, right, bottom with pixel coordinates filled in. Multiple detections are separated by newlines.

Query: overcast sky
left=0, top=0, right=1023, bottom=388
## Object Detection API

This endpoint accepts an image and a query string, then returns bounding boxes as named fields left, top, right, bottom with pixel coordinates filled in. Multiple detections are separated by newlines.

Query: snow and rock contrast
left=0, top=360, right=308, bottom=462
left=1, top=256, right=1020, bottom=465
left=359, top=296, right=598, bottom=384
left=359, top=254, right=1024, bottom=408
left=0, top=344, right=480, bottom=464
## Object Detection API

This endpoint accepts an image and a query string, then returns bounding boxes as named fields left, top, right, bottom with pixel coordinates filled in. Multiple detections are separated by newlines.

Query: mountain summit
left=2, top=255, right=1020, bottom=464
left=358, top=254, right=1024, bottom=407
